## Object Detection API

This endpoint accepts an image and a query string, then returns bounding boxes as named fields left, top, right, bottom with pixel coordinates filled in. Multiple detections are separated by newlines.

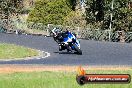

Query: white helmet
left=51, top=27, right=61, bottom=35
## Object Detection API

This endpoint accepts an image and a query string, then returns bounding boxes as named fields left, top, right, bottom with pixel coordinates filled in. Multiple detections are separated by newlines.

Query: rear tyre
left=73, top=44, right=82, bottom=55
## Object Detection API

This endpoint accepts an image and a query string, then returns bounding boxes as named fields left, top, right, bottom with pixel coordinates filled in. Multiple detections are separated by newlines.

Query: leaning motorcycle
left=51, top=28, right=82, bottom=55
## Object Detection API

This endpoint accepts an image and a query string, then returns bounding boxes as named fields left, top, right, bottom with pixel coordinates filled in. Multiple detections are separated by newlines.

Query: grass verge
left=0, top=43, right=39, bottom=59
left=0, top=70, right=131, bottom=88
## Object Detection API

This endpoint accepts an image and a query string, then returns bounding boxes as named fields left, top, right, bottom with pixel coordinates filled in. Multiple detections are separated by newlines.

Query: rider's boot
left=59, top=44, right=62, bottom=51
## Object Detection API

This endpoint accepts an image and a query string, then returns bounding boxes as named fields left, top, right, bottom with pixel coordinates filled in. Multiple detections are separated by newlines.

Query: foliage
left=66, top=0, right=76, bottom=10
left=0, top=0, right=24, bottom=18
left=112, top=0, right=132, bottom=31
left=0, top=0, right=14, bottom=19
left=85, top=0, right=104, bottom=29
left=85, top=0, right=132, bottom=31
left=28, top=0, right=72, bottom=25
left=63, top=11, right=86, bottom=27
left=1, top=0, right=131, bottom=32
left=0, top=0, right=25, bottom=30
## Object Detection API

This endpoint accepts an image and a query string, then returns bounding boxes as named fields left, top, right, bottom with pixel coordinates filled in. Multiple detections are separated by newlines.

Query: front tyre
left=73, top=44, right=82, bottom=55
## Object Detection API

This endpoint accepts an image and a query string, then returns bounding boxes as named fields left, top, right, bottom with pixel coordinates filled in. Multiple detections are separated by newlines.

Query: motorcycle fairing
left=63, top=31, right=80, bottom=49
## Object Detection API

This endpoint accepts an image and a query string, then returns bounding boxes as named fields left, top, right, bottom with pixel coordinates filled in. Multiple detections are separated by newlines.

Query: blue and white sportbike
left=51, top=28, right=82, bottom=55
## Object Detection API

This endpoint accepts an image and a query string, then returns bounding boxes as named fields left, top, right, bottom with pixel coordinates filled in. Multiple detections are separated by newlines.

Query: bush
left=27, top=0, right=72, bottom=25
left=63, top=11, right=86, bottom=27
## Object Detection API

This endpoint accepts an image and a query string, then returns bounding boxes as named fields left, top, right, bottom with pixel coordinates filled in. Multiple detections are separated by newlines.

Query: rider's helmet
left=51, top=27, right=61, bottom=36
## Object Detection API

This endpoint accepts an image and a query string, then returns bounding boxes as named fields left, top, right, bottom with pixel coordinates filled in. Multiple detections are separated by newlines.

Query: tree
left=66, top=0, right=77, bottom=10
left=111, top=0, right=132, bottom=31
left=63, top=11, right=86, bottom=27
left=95, top=0, right=104, bottom=21
left=0, top=0, right=24, bottom=28
left=85, top=0, right=132, bottom=31
left=85, top=0, right=104, bottom=22
left=28, top=0, right=72, bottom=25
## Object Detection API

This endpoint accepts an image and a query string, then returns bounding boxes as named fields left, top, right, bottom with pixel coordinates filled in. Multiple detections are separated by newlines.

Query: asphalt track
left=0, top=33, right=132, bottom=66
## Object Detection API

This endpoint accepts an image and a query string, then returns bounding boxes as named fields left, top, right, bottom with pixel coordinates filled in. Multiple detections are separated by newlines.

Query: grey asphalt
left=0, top=33, right=132, bottom=66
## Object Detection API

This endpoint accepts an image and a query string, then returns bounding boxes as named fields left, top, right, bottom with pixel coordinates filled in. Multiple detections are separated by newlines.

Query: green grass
left=0, top=43, right=39, bottom=59
left=0, top=70, right=131, bottom=88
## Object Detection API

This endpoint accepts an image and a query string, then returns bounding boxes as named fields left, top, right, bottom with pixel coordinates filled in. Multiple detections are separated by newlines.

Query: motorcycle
left=51, top=28, right=82, bottom=55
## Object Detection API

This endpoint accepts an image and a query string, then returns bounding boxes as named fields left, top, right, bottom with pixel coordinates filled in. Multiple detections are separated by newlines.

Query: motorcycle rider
left=52, top=28, right=74, bottom=51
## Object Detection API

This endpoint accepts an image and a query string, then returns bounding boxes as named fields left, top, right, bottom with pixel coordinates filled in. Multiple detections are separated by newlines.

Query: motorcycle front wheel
left=72, top=44, right=82, bottom=55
